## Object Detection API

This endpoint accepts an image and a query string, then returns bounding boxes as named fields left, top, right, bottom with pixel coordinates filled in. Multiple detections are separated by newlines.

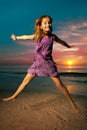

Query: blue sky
left=0, top=0, right=87, bottom=66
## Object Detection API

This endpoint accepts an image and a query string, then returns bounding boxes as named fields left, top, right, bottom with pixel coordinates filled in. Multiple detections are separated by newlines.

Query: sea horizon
left=0, top=64, right=87, bottom=97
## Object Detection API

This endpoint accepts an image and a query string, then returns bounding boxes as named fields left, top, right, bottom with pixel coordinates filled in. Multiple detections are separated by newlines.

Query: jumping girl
left=3, top=15, right=80, bottom=114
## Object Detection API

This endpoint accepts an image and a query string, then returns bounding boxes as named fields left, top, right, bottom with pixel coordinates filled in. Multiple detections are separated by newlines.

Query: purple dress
left=27, top=36, right=59, bottom=77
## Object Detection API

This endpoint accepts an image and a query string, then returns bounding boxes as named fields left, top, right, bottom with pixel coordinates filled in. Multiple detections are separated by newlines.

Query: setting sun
left=67, top=60, right=73, bottom=66
left=65, top=60, right=75, bottom=66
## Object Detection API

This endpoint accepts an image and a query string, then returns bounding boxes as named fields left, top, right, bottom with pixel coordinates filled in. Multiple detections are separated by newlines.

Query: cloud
left=53, top=19, right=87, bottom=66
left=70, top=32, right=81, bottom=36
left=54, top=19, right=87, bottom=53
left=59, top=47, right=79, bottom=52
left=53, top=43, right=79, bottom=52
left=70, top=22, right=87, bottom=30
left=16, top=40, right=35, bottom=46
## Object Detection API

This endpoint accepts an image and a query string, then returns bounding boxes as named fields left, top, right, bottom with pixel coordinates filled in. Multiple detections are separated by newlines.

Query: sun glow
left=67, top=60, right=73, bottom=66
left=65, top=60, right=75, bottom=67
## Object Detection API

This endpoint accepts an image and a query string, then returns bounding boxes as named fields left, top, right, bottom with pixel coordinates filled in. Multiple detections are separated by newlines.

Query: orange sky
left=0, top=0, right=87, bottom=68
left=0, top=17, right=87, bottom=67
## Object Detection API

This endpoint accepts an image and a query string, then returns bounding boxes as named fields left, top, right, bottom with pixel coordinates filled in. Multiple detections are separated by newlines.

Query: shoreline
left=0, top=91, right=87, bottom=130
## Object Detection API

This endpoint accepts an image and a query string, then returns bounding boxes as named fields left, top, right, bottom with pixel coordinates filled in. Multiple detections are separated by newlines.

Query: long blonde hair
left=34, top=15, right=52, bottom=41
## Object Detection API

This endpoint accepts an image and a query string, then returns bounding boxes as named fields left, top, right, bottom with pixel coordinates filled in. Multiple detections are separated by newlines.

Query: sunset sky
left=0, top=0, right=87, bottom=67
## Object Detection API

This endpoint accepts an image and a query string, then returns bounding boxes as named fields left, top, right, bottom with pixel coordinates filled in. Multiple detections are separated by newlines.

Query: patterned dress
left=27, top=36, right=59, bottom=77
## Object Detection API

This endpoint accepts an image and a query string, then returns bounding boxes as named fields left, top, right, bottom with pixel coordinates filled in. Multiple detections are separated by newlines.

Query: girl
left=3, top=15, right=80, bottom=114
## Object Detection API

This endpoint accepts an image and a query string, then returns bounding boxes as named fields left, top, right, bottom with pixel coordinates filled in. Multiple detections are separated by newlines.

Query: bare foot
left=76, top=107, right=81, bottom=115
left=74, top=105, right=81, bottom=115
left=3, top=96, right=16, bottom=102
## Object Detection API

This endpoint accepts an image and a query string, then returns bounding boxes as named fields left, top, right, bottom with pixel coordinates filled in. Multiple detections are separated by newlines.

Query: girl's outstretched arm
left=11, top=34, right=35, bottom=41
left=53, top=34, right=72, bottom=48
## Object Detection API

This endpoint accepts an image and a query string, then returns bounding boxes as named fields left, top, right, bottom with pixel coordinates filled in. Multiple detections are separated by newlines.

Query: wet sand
left=0, top=91, right=87, bottom=130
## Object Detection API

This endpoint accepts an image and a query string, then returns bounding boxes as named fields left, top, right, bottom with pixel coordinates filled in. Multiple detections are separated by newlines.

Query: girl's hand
left=70, top=45, right=75, bottom=48
left=69, top=45, right=75, bottom=48
left=11, top=34, right=17, bottom=41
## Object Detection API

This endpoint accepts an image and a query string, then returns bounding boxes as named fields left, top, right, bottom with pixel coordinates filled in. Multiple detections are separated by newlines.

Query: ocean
left=0, top=64, right=87, bottom=96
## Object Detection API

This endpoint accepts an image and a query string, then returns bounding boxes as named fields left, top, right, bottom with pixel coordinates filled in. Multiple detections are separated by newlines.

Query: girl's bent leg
left=3, top=74, right=36, bottom=102
left=50, top=76, right=80, bottom=114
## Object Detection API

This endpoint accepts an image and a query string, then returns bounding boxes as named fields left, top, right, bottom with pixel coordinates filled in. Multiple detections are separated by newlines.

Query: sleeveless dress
left=27, top=36, right=59, bottom=77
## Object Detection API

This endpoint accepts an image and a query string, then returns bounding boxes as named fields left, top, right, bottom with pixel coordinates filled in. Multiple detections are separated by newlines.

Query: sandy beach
left=0, top=91, right=87, bottom=130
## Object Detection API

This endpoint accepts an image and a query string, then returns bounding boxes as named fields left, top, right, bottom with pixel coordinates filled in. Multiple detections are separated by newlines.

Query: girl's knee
left=51, top=76, right=62, bottom=84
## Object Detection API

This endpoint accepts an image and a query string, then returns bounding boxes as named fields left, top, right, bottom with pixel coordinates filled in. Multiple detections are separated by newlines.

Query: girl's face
left=40, top=17, right=52, bottom=34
